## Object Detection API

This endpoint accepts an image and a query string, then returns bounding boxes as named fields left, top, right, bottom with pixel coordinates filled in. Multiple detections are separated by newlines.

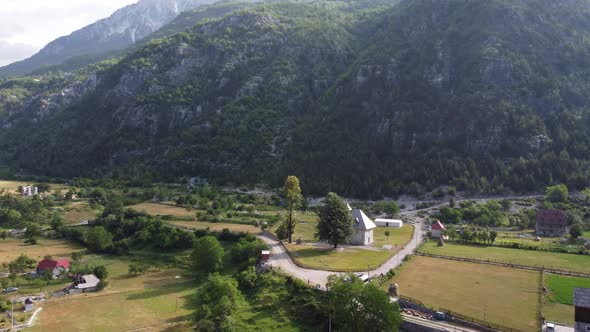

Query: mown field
left=0, top=238, right=83, bottom=266
left=419, top=242, right=590, bottom=274
left=169, top=220, right=261, bottom=234
left=61, top=201, right=100, bottom=225
left=387, top=256, right=540, bottom=331
left=284, top=225, right=414, bottom=271
left=128, top=202, right=198, bottom=218
left=542, top=273, right=590, bottom=325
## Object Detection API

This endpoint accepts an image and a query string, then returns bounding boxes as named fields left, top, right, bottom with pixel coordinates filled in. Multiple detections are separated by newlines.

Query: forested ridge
left=2, top=0, right=590, bottom=198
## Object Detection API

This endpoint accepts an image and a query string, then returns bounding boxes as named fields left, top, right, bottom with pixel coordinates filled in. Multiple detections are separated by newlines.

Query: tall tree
left=192, top=236, right=225, bottom=274
left=316, top=192, right=352, bottom=248
left=284, top=176, right=302, bottom=244
left=327, top=274, right=402, bottom=332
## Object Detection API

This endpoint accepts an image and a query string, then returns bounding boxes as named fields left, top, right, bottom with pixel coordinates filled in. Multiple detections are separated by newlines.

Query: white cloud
left=0, top=0, right=138, bottom=65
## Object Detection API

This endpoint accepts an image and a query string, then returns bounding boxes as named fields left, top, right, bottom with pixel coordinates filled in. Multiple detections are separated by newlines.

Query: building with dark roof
left=536, top=209, right=568, bottom=237
left=575, top=288, right=590, bottom=332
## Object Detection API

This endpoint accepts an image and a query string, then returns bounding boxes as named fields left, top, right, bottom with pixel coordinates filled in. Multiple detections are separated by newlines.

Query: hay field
left=388, top=256, right=540, bottom=331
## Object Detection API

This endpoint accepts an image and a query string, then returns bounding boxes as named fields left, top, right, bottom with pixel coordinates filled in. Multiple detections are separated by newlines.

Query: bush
left=384, top=231, right=390, bottom=236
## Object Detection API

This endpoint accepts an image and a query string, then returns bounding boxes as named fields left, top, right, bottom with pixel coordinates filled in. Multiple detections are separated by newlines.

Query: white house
left=374, top=218, right=403, bottom=228
left=351, top=209, right=376, bottom=245
left=21, top=186, right=38, bottom=197
left=74, top=274, right=101, bottom=292
left=24, top=298, right=34, bottom=312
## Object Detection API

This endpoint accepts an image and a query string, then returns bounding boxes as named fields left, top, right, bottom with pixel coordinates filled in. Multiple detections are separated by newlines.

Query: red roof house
left=431, top=220, right=445, bottom=238
left=37, top=258, right=70, bottom=276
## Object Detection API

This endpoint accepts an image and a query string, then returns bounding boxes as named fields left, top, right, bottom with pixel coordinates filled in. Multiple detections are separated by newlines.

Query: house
left=374, top=218, right=403, bottom=228
left=24, top=298, right=34, bottom=312
left=37, top=258, right=70, bottom=278
left=351, top=209, right=376, bottom=245
left=73, top=274, right=101, bottom=292
left=21, top=186, right=38, bottom=197
left=261, top=250, right=270, bottom=263
left=536, top=209, right=568, bottom=237
left=575, top=288, right=590, bottom=332
left=431, top=220, right=445, bottom=238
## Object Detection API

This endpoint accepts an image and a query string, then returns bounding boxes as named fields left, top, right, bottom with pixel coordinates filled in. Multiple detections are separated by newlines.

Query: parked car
left=545, top=322, right=555, bottom=332
left=2, top=287, right=18, bottom=293
left=356, top=274, right=370, bottom=283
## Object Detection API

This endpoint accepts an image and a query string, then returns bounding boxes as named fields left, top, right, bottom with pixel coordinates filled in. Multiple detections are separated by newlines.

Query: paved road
left=257, top=220, right=426, bottom=290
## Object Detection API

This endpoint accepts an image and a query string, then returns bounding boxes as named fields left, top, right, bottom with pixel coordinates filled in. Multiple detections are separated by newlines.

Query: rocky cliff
left=2, top=0, right=590, bottom=197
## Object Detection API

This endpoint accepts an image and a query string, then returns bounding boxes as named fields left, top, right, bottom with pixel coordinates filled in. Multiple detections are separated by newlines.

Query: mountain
left=0, top=0, right=220, bottom=78
left=2, top=0, right=590, bottom=198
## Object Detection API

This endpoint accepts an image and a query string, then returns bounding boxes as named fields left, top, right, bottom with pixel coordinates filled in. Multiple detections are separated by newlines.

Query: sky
left=0, top=0, right=139, bottom=66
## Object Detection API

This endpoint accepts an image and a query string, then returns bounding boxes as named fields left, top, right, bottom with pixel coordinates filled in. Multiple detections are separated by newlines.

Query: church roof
left=351, top=209, right=376, bottom=230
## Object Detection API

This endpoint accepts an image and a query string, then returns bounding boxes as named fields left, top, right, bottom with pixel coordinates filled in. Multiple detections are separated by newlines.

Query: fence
left=399, top=295, right=529, bottom=332
left=416, top=252, right=590, bottom=278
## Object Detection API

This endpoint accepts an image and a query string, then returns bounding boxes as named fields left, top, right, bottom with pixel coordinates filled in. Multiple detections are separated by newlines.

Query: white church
left=350, top=208, right=376, bottom=246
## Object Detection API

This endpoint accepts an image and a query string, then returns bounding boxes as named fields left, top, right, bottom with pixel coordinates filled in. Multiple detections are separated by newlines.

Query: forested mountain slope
left=2, top=0, right=590, bottom=198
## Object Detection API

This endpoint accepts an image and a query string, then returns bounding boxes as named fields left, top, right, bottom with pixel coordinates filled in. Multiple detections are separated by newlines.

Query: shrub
left=384, top=231, right=390, bottom=237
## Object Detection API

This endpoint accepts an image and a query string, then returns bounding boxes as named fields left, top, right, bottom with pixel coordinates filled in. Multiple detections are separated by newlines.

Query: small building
left=37, top=258, right=70, bottom=278
left=24, top=298, right=34, bottom=312
left=351, top=209, right=376, bottom=245
left=575, top=288, right=590, bottom=332
left=74, top=274, right=101, bottom=292
left=261, top=250, right=270, bottom=263
left=536, top=209, right=568, bottom=237
left=431, top=220, right=445, bottom=238
left=21, top=186, right=38, bottom=197
left=374, top=218, right=403, bottom=228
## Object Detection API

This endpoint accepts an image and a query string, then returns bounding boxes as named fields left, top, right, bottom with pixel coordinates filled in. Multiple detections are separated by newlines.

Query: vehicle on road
left=2, top=287, right=18, bottom=293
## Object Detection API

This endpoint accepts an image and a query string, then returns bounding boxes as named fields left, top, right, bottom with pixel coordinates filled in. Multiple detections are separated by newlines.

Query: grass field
left=540, top=273, right=590, bottom=325
left=546, top=274, right=590, bottom=305
left=169, top=220, right=261, bottom=234
left=0, top=180, right=69, bottom=194
left=128, top=202, right=198, bottom=218
left=584, top=231, right=590, bottom=238
left=0, top=238, right=83, bottom=266
left=419, top=242, right=590, bottom=274
left=387, top=256, right=540, bottom=331
left=284, top=225, right=414, bottom=271
left=62, top=201, right=100, bottom=225
left=28, top=253, right=193, bottom=332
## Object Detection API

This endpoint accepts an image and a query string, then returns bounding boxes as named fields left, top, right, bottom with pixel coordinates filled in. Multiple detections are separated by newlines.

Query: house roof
left=24, top=298, right=33, bottom=305
left=536, top=209, right=567, bottom=227
left=37, top=258, right=70, bottom=271
left=351, top=209, right=376, bottom=230
left=431, top=220, right=445, bottom=230
left=575, top=288, right=590, bottom=308
left=375, top=218, right=403, bottom=224
left=76, top=274, right=100, bottom=289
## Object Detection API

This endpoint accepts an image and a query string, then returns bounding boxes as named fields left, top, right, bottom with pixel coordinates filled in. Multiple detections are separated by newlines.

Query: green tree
left=582, top=187, right=590, bottom=204
left=24, top=224, right=41, bottom=244
left=71, top=251, right=84, bottom=262
left=545, top=184, right=568, bottom=203
left=41, top=269, right=53, bottom=285
left=50, top=215, right=65, bottom=231
left=384, top=202, right=400, bottom=218
left=327, top=274, right=402, bottom=332
left=92, top=265, right=108, bottom=280
left=275, top=223, right=287, bottom=240
left=194, top=274, right=242, bottom=331
left=490, top=230, right=498, bottom=244
left=284, top=176, right=302, bottom=244
left=0, top=231, right=7, bottom=240
left=316, top=192, right=352, bottom=248
left=86, top=226, right=113, bottom=252
left=192, top=236, right=224, bottom=274
left=570, top=224, right=583, bottom=240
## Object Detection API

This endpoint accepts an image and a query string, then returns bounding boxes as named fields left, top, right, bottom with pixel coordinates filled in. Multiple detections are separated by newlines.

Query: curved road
left=257, top=220, right=426, bottom=290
